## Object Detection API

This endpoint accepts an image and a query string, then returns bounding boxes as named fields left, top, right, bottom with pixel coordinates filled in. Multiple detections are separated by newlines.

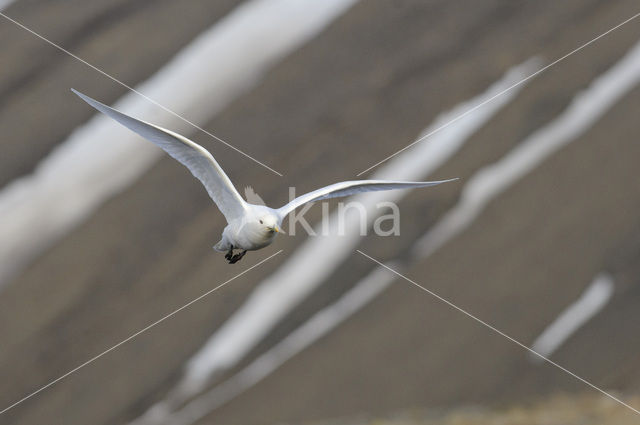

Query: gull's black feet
left=227, top=250, right=247, bottom=264
left=225, top=247, right=234, bottom=261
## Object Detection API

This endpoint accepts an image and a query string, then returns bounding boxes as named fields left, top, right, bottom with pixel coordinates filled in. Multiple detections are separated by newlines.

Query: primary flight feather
left=72, top=89, right=456, bottom=263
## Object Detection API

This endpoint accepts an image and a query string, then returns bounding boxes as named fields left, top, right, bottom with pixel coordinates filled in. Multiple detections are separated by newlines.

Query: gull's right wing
left=72, top=89, right=247, bottom=223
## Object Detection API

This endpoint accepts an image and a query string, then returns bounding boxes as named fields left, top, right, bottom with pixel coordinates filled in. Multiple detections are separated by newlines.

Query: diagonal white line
left=356, top=250, right=640, bottom=416
left=0, top=250, right=283, bottom=416
left=356, top=10, right=640, bottom=176
left=0, top=12, right=283, bottom=177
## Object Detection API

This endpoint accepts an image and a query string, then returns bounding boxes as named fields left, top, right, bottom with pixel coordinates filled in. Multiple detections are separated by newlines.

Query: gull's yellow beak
left=271, top=225, right=285, bottom=235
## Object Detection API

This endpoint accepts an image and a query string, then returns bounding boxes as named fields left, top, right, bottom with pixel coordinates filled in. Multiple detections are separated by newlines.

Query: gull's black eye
left=259, top=220, right=263, bottom=224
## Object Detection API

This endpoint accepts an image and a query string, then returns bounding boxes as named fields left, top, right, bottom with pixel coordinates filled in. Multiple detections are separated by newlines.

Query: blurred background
left=1, top=0, right=640, bottom=424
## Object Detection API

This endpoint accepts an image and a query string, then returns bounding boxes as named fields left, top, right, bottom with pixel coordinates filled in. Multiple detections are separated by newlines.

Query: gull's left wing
left=277, top=178, right=457, bottom=218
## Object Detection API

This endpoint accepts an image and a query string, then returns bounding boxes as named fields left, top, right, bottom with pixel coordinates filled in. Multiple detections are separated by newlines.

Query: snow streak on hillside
left=530, top=273, right=614, bottom=361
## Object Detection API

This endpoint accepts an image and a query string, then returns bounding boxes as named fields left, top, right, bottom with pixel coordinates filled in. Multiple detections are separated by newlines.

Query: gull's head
left=258, top=213, right=283, bottom=235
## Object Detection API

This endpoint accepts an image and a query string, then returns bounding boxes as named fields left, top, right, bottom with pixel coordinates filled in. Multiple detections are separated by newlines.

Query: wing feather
left=277, top=179, right=457, bottom=217
left=72, top=89, right=247, bottom=222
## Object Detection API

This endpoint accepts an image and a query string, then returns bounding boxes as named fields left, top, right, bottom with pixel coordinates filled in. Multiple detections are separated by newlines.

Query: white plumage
left=73, top=89, right=456, bottom=263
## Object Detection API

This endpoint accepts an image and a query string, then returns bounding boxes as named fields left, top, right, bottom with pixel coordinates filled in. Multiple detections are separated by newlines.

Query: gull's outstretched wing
left=277, top=178, right=457, bottom=217
left=72, top=89, right=247, bottom=222
left=244, top=186, right=266, bottom=205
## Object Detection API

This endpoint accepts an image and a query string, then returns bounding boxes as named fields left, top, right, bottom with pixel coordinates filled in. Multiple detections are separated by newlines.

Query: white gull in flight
left=73, top=89, right=456, bottom=263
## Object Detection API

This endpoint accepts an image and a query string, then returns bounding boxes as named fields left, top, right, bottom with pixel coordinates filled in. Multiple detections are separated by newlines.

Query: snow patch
left=530, top=273, right=614, bottom=361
